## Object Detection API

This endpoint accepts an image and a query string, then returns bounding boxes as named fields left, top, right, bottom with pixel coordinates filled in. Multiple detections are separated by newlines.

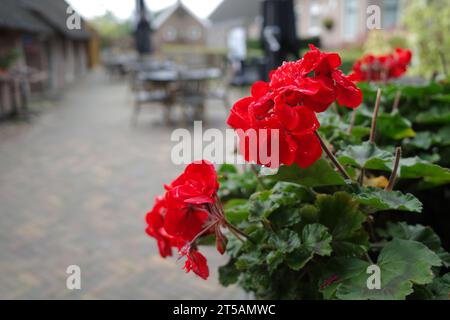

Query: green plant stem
left=250, top=164, right=268, bottom=190
left=364, top=252, right=374, bottom=265
left=262, top=218, right=276, bottom=233
left=392, top=90, right=402, bottom=112
left=370, top=88, right=382, bottom=144
left=225, top=220, right=252, bottom=243
left=366, top=215, right=377, bottom=243
left=347, top=109, right=357, bottom=135
left=385, top=147, right=402, bottom=192
left=361, top=88, right=383, bottom=186
left=314, top=131, right=351, bottom=181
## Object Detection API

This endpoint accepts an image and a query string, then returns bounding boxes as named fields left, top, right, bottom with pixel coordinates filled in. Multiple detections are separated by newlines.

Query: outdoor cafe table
left=136, top=67, right=222, bottom=83
left=136, top=68, right=222, bottom=121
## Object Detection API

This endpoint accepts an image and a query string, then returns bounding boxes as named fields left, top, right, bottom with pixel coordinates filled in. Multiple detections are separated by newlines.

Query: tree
left=403, top=0, right=450, bottom=77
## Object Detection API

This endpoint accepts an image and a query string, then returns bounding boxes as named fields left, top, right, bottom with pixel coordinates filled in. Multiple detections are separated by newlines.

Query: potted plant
left=144, top=45, right=450, bottom=300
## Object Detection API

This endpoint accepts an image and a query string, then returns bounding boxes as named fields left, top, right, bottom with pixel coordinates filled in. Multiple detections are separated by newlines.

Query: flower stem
left=392, top=90, right=402, bottom=112
left=385, top=147, right=402, bottom=192
left=370, top=88, right=382, bottom=144
left=225, top=221, right=251, bottom=243
left=314, top=131, right=351, bottom=181
left=250, top=164, right=268, bottom=190
left=347, top=109, right=357, bottom=135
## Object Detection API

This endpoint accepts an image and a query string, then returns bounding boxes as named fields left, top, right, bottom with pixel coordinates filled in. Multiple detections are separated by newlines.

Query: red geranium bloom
left=227, top=81, right=322, bottom=168
left=269, top=44, right=362, bottom=111
left=146, top=161, right=235, bottom=280
left=180, top=246, right=209, bottom=280
left=164, top=161, right=219, bottom=241
left=145, top=196, right=183, bottom=258
left=350, top=48, right=412, bottom=82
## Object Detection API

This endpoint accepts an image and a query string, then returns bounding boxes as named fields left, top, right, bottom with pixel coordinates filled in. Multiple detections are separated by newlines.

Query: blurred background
left=0, top=0, right=447, bottom=299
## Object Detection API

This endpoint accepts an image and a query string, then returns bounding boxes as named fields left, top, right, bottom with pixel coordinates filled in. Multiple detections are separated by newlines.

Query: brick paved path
left=0, top=70, right=246, bottom=299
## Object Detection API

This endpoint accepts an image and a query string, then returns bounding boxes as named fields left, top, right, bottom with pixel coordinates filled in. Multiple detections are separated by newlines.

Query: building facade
left=295, top=0, right=405, bottom=48
left=152, top=2, right=207, bottom=50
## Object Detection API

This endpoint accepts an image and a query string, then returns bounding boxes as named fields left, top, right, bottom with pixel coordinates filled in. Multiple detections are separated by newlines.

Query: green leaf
left=236, top=251, right=262, bottom=269
left=406, top=131, right=434, bottom=150
left=219, top=259, right=240, bottom=287
left=218, top=163, right=238, bottom=174
left=248, top=191, right=272, bottom=222
left=266, top=229, right=302, bottom=272
left=286, top=224, right=332, bottom=271
left=267, top=229, right=301, bottom=254
left=332, top=239, right=442, bottom=300
left=435, top=126, right=450, bottom=147
left=266, top=251, right=285, bottom=272
left=377, top=112, right=416, bottom=140
left=399, top=157, right=450, bottom=189
left=378, top=222, right=450, bottom=268
left=337, top=142, right=393, bottom=171
left=248, top=182, right=314, bottom=222
left=315, top=192, right=368, bottom=256
left=427, top=273, right=450, bottom=300
left=224, top=199, right=249, bottom=224
left=218, top=169, right=257, bottom=200
left=431, top=94, right=450, bottom=103
left=415, top=106, right=450, bottom=125
left=269, top=207, right=302, bottom=228
left=270, top=182, right=315, bottom=206
left=320, top=257, right=369, bottom=300
left=301, top=224, right=333, bottom=256
left=268, top=159, right=347, bottom=187
left=353, top=187, right=423, bottom=213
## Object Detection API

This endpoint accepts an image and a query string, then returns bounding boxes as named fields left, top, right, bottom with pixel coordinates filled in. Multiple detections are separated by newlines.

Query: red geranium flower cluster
left=145, top=160, right=231, bottom=280
left=227, top=44, right=362, bottom=169
left=350, top=48, right=412, bottom=82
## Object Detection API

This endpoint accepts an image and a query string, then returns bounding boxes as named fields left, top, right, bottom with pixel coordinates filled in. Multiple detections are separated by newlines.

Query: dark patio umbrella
left=261, top=0, right=299, bottom=76
left=135, top=0, right=152, bottom=55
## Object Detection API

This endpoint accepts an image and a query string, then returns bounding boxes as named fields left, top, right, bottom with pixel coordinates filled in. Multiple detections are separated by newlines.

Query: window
left=383, top=0, right=399, bottom=28
left=164, top=26, right=177, bottom=41
left=343, top=0, right=358, bottom=40
left=308, top=0, right=322, bottom=36
left=189, top=27, right=202, bottom=40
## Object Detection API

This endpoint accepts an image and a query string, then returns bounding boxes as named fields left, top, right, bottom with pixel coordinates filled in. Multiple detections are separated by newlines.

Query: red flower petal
left=183, top=249, right=209, bottom=280
left=332, top=70, right=362, bottom=108
left=293, top=133, right=323, bottom=169
left=164, top=205, right=209, bottom=241
left=251, top=81, right=270, bottom=99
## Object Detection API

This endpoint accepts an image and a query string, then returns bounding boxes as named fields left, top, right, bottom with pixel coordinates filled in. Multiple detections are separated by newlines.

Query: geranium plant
left=145, top=45, right=450, bottom=300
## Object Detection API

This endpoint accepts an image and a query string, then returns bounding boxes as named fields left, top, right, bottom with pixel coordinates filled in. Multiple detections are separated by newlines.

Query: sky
left=66, top=0, right=223, bottom=20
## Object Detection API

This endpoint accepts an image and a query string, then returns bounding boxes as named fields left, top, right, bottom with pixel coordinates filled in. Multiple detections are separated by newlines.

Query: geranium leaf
left=378, top=222, right=450, bottom=268
left=267, top=229, right=301, bottom=254
left=219, top=169, right=257, bottom=200
left=328, top=239, right=442, bottom=300
left=286, top=224, right=332, bottom=271
left=399, top=157, right=450, bottom=189
left=337, top=142, right=393, bottom=171
left=353, top=187, right=423, bottom=213
left=406, top=132, right=434, bottom=150
left=415, top=106, right=450, bottom=125
left=248, top=182, right=314, bottom=222
left=268, top=159, right=347, bottom=187
left=218, top=259, right=240, bottom=287
left=315, top=192, right=368, bottom=256
left=269, top=207, right=302, bottom=228
left=427, top=273, right=450, bottom=300
left=224, top=199, right=250, bottom=224
left=377, top=112, right=416, bottom=140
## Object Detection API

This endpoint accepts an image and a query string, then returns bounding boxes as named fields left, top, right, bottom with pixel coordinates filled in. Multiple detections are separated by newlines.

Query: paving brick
left=0, top=70, right=246, bottom=300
